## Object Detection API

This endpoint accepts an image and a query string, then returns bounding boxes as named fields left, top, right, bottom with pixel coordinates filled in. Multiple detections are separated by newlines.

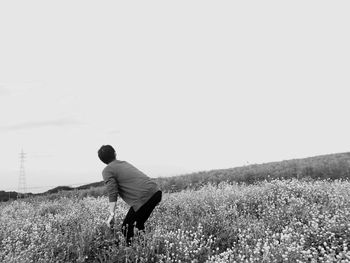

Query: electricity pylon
left=18, top=149, right=27, bottom=199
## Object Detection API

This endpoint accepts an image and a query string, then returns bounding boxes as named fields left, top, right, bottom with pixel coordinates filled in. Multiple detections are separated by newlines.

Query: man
left=98, top=145, right=162, bottom=244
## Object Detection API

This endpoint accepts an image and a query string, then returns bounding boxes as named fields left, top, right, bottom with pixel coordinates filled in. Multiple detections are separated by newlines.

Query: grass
left=1, top=178, right=350, bottom=262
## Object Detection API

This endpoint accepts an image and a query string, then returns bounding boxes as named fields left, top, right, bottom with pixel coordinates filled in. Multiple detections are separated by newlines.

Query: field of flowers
left=1, top=179, right=350, bottom=263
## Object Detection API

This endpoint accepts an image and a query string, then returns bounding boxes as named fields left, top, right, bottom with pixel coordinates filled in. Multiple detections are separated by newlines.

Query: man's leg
left=121, top=207, right=137, bottom=244
left=134, top=191, right=162, bottom=231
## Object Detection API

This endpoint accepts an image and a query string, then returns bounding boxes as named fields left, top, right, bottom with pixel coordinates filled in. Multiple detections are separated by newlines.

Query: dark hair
left=98, top=145, right=116, bottom=164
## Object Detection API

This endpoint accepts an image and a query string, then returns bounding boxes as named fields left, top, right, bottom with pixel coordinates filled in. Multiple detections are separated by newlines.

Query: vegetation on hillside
left=155, top=152, right=350, bottom=192
left=1, top=179, right=350, bottom=262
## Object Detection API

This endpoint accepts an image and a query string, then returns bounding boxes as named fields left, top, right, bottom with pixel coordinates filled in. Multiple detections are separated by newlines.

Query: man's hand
left=107, top=201, right=117, bottom=228
left=106, top=213, right=115, bottom=228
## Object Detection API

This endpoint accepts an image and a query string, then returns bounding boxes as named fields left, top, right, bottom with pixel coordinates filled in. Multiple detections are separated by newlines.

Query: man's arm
left=102, top=169, right=119, bottom=203
left=109, top=201, right=117, bottom=215
left=103, top=169, right=119, bottom=227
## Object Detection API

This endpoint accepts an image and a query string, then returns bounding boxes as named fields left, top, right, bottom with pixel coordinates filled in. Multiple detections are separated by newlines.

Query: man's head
left=98, top=145, right=116, bottom=164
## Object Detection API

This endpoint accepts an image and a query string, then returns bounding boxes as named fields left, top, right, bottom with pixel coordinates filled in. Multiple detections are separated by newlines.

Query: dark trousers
left=122, top=190, right=162, bottom=244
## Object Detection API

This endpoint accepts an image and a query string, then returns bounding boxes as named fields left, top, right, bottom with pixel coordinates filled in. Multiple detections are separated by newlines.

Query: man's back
left=102, top=160, right=159, bottom=211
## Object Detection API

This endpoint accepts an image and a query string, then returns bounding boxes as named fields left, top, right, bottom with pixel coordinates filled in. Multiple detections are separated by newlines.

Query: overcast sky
left=1, top=1, right=349, bottom=193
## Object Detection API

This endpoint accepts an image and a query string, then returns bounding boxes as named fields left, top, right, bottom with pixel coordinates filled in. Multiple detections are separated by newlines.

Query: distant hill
left=0, top=191, right=34, bottom=202
left=75, top=181, right=104, bottom=190
left=1, top=152, right=350, bottom=201
left=156, top=152, right=350, bottom=192
left=43, top=186, right=74, bottom=195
